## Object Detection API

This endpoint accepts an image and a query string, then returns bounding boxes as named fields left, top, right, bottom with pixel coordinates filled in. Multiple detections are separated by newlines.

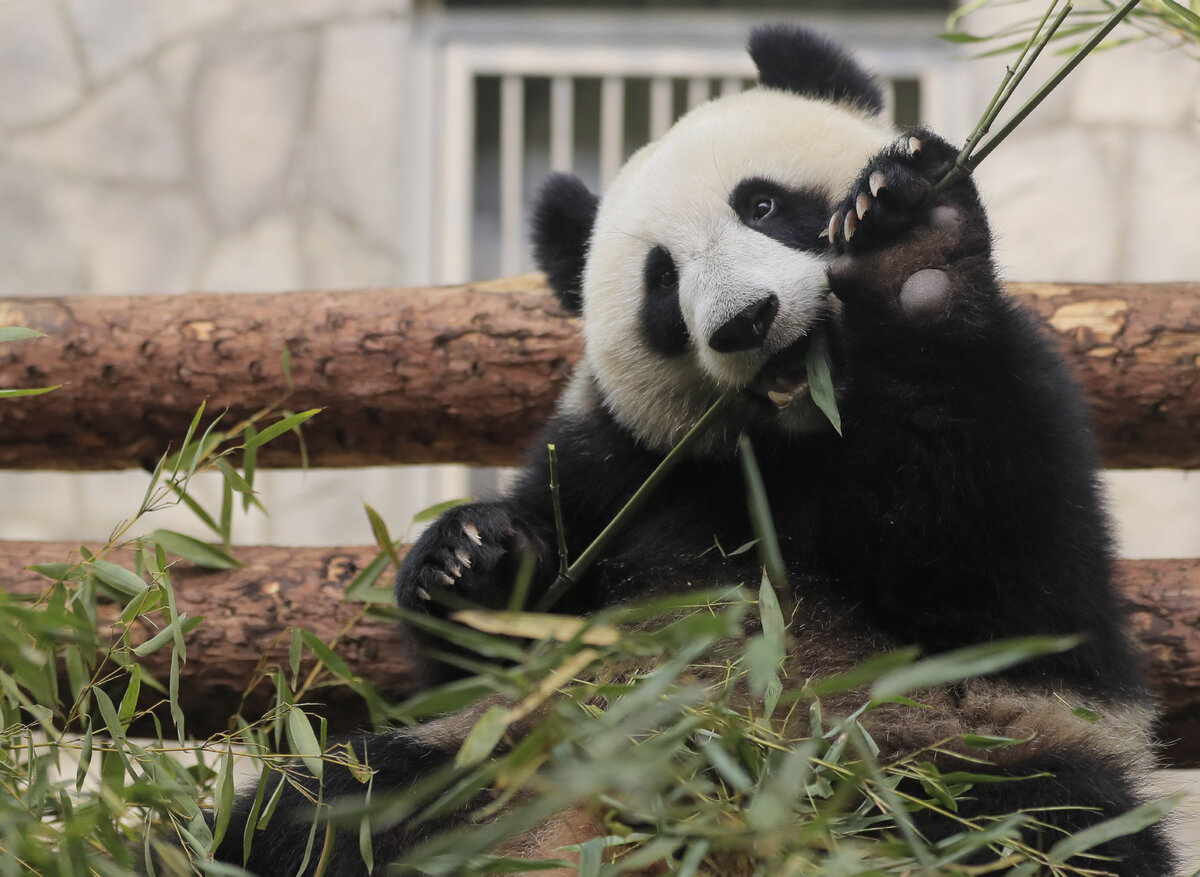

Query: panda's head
left=533, top=26, right=893, bottom=452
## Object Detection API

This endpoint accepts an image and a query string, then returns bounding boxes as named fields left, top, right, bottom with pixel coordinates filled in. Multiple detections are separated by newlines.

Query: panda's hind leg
left=825, top=129, right=998, bottom=329
left=910, top=754, right=1176, bottom=877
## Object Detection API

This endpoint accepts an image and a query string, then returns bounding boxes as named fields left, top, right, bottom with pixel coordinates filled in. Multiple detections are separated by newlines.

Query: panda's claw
left=908, top=136, right=923, bottom=157
left=436, top=571, right=455, bottom=587
left=463, top=523, right=483, bottom=546
left=827, top=211, right=841, bottom=245
left=855, top=193, right=871, bottom=221
left=869, top=171, right=887, bottom=198
left=455, top=548, right=472, bottom=568
left=843, top=210, right=858, bottom=242
left=416, top=587, right=432, bottom=601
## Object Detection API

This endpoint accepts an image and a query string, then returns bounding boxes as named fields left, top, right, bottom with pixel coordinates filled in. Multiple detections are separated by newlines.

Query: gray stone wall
left=0, top=0, right=411, bottom=298
left=0, top=0, right=450, bottom=548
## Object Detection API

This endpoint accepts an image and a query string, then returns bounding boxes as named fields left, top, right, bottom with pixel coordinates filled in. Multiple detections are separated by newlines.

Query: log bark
left=4, top=543, right=1200, bottom=765
left=0, top=276, right=579, bottom=471
left=1, top=280, right=1199, bottom=470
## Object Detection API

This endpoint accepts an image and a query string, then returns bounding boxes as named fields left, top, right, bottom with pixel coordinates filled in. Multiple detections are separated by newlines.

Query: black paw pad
left=899, top=269, right=952, bottom=318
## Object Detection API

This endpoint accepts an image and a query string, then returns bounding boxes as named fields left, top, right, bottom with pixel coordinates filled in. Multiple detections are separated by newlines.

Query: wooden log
left=4, top=542, right=1200, bottom=764
left=0, top=276, right=579, bottom=471
left=1015, top=283, right=1200, bottom=470
left=2, top=541, right=420, bottom=737
left=1, top=280, right=1199, bottom=470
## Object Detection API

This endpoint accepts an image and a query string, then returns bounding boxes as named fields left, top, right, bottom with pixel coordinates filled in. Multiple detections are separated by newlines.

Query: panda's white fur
left=575, top=88, right=891, bottom=450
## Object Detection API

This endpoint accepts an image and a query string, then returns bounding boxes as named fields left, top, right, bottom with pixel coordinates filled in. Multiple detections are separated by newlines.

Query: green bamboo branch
left=536, top=392, right=737, bottom=611
left=547, top=443, right=569, bottom=581
left=934, top=0, right=1142, bottom=196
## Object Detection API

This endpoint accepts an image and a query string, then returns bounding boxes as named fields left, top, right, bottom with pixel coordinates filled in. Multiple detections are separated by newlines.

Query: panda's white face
left=572, top=88, right=892, bottom=452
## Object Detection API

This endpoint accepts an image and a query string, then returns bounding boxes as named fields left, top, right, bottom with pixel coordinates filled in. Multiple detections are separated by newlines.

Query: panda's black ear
left=748, top=25, right=885, bottom=117
left=532, top=173, right=598, bottom=314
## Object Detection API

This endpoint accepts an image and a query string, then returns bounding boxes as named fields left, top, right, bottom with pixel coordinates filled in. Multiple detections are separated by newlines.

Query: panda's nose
left=708, top=294, right=779, bottom=353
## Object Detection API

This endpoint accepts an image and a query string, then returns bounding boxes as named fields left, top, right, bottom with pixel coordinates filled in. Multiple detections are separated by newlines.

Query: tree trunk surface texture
left=1, top=279, right=1198, bottom=470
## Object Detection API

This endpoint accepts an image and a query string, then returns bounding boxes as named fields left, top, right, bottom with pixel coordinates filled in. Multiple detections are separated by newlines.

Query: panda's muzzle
left=708, top=294, right=779, bottom=353
left=747, top=324, right=821, bottom=409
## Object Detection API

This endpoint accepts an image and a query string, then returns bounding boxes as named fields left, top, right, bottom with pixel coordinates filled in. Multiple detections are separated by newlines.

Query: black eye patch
left=731, top=178, right=830, bottom=254
left=641, top=246, right=689, bottom=357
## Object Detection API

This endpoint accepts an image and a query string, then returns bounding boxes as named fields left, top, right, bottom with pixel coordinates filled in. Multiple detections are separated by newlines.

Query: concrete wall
left=0, top=0, right=470, bottom=547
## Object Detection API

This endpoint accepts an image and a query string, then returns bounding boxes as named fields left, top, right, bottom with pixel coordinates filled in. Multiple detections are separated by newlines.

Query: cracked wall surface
left=0, top=0, right=410, bottom=298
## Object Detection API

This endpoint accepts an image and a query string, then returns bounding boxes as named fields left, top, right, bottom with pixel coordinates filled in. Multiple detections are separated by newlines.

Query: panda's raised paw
left=826, top=129, right=960, bottom=256
left=395, top=502, right=533, bottom=617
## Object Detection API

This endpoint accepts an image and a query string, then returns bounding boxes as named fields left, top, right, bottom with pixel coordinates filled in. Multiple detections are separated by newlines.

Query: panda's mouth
left=747, top=327, right=819, bottom=409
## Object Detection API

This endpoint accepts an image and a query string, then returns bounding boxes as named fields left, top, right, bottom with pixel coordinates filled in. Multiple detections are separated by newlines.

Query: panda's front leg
left=395, top=501, right=553, bottom=679
left=825, top=128, right=997, bottom=331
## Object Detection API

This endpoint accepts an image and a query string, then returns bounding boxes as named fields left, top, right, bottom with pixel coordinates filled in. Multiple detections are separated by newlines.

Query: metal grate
left=420, top=19, right=966, bottom=285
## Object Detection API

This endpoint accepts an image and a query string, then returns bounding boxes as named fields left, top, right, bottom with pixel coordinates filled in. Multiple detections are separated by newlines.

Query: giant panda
left=212, top=25, right=1174, bottom=877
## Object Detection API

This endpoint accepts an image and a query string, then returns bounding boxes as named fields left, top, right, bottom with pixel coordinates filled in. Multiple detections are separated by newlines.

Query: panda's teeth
left=869, top=171, right=887, bottom=197
left=767, top=389, right=796, bottom=408
left=766, top=382, right=809, bottom=408
left=855, top=193, right=871, bottom=220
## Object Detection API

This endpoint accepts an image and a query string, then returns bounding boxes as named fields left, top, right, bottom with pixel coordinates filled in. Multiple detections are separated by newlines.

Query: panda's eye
left=643, top=245, right=679, bottom=296
left=751, top=196, right=775, bottom=222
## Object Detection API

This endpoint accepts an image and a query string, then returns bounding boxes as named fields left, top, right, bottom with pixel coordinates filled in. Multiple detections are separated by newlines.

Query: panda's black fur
left=211, top=25, right=1174, bottom=877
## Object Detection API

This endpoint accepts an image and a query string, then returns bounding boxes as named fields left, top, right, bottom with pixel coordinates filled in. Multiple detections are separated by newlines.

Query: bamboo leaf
left=412, top=497, right=473, bottom=523
left=117, top=665, right=142, bottom=729
left=242, top=424, right=260, bottom=513
left=1047, top=794, right=1182, bottom=864
left=286, top=707, right=325, bottom=781
left=132, top=614, right=204, bottom=657
left=344, top=549, right=394, bottom=603
left=871, top=636, right=1081, bottom=701
left=364, top=503, right=401, bottom=570
left=91, top=558, right=149, bottom=598
left=244, top=408, right=321, bottom=449
left=27, top=562, right=77, bottom=582
left=299, top=630, right=355, bottom=684
left=243, top=765, right=274, bottom=865
left=0, top=385, right=60, bottom=398
left=456, top=705, right=512, bottom=768
left=805, top=345, right=842, bottom=436
left=453, top=610, right=620, bottom=646
left=0, top=327, right=44, bottom=343
left=150, top=529, right=243, bottom=570
left=212, top=747, right=237, bottom=851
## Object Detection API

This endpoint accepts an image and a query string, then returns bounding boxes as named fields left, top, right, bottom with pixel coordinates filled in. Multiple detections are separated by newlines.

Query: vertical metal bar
left=686, top=77, right=709, bottom=109
left=883, top=78, right=898, bottom=125
left=438, top=49, right=475, bottom=284
left=500, top=74, right=525, bottom=277
left=649, top=76, right=673, bottom=140
left=550, top=75, right=574, bottom=172
left=600, top=76, right=625, bottom=187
